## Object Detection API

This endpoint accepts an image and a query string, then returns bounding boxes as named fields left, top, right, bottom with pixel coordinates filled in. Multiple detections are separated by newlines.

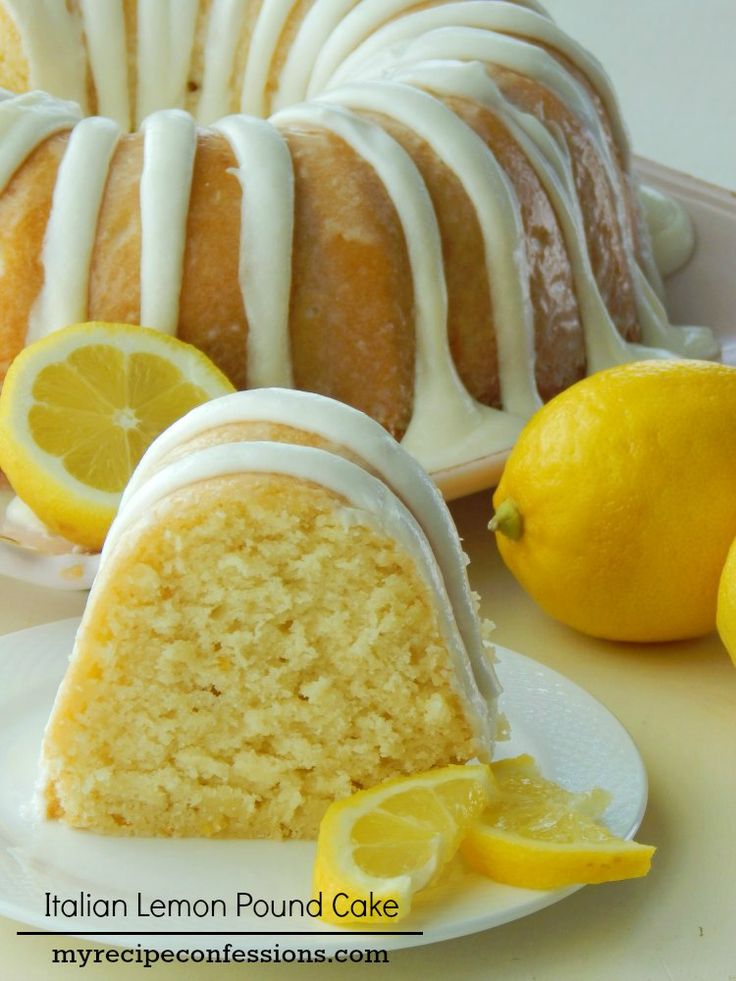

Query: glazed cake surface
left=0, top=0, right=716, bottom=472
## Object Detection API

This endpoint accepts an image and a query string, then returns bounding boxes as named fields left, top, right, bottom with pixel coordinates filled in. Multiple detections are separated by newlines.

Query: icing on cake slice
left=39, top=390, right=499, bottom=839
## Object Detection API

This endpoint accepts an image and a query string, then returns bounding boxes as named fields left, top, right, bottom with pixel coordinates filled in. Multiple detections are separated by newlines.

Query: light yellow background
left=2, top=1, right=736, bottom=978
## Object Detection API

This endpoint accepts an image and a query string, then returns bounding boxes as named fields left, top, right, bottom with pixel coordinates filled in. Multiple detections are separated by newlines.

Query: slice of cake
left=39, top=390, right=499, bottom=839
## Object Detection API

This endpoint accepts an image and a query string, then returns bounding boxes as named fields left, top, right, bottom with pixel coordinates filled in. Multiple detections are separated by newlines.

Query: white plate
left=0, top=618, right=649, bottom=953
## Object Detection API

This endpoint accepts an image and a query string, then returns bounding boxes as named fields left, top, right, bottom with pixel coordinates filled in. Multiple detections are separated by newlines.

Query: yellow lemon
left=461, top=756, right=655, bottom=890
left=716, top=536, right=736, bottom=667
left=491, top=360, right=736, bottom=642
left=0, top=322, right=235, bottom=550
left=313, top=764, right=494, bottom=925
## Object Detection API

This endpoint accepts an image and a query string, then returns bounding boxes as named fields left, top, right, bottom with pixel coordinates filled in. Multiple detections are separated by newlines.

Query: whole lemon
left=716, top=538, right=736, bottom=666
left=491, top=360, right=736, bottom=642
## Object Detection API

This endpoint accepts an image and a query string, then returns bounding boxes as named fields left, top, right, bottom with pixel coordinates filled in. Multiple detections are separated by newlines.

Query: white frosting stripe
left=0, top=0, right=717, bottom=477
left=360, top=28, right=705, bottom=358
left=78, top=0, right=130, bottom=131
left=272, top=101, right=526, bottom=472
left=196, top=0, right=249, bottom=123
left=135, top=0, right=199, bottom=126
left=212, top=115, right=295, bottom=387
left=3, top=0, right=88, bottom=110
left=273, top=0, right=360, bottom=111
left=139, top=110, right=197, bottom=334
left=321, top=80, right=540, bottom=416
left=240, top=0, right=298, bottom=117
left=638, top=184, right=695, bottom=278
left=278, top=0, right=548, bottom=113
left=0, top=90, right=81, bottom=192
left=308, top=0, right=429, bottom=98
left=347, top=26, right=607, bottom=147
left=393, top=63, right=633, bottom=365
left=631, top=266, right=718, bottom=359
left=26, top=116, right=121, bottom=344
left=326, top=1, right=630, bottom=159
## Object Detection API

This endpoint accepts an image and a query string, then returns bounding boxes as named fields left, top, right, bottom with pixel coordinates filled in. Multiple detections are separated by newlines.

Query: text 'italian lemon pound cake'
left=39, top=389, right=500, bottom=839
left=0, top=1, right=717, bottom=473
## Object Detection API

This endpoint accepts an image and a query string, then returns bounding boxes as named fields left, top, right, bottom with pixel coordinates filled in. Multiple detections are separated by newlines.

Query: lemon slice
left=313, top=764, right=494, bottom=926
left=0, top=322, right=235, bottom=550
left=461, top=755, right=655, bottom=890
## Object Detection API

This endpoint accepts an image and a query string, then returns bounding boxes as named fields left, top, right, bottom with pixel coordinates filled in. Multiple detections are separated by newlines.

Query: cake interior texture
left=42, top=473, right=477, bottom=839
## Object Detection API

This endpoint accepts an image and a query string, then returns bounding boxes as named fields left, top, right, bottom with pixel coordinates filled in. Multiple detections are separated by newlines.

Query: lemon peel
left=716, top=536, right=736, bottom=668
left=461, top=755, right=655, bottom=890
left=491, top=360, right=736, bottom=641
left=313, top=764, right=494, bottom=926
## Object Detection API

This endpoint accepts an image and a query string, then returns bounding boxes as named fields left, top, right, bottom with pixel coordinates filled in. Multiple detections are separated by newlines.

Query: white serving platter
left=0, top=619, right=648, bottom=953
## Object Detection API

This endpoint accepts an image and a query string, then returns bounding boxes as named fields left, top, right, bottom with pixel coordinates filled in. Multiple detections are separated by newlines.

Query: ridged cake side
left=0, top=1, right=717, bottom=473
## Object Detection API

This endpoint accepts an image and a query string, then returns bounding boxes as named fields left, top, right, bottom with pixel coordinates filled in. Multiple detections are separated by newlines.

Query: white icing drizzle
left=121, top=388, right=502, bottom=709
left=26, top=116, right=120, bottom=343
left=0, top=0, right=718, bottom=477
left=347, top=26, right=610, bottom=155
left=309, top=0, right=442, bottom=99
left=348, top=23, right=633, bottom=251
left=394, top=61, right=647, bottom=371
left=196, top=0, right=249, bottom=123
left=0, top=90, right=80, bottom=192
left=360, top=26, right=715, bottom=360
left=139, top=110, right=197, bottom=334
left=630, top=263, right=718, bottom=359
left=324, top=1, right=630, bottom=161
left=78, top=0, right=130, bottom=130
left=273, top=0, right=360, bottom=111
left=1, top=494, right=80, bottom=555
left=109, top=435, right=497, bottom=756
left=319, top=81, right=540, bottom=415
left=135, top=0, right=199, bottom=126
left=212, top=114, right=295, bottom=387
left=240, top=0, right=296, bottom=118
left=408, top=61, right=716, bottom=367
left=342, top=22, right=637, bottom=279
left=638, top=183, right=695, bottom=278
left=272, top=100, right=526, bottom=471
left=3, top=0, right=88, bottom=110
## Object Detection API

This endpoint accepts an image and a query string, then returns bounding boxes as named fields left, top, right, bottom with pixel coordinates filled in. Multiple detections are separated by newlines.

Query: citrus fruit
left=490, top=360, right=736, bottom=642
left=461, top=755, right=655, bottom=889
left=0, top=322, right=235, bottom=550
left=313, top=764, right=494, bottom=925
left=716, top=536, right=736, bottom=667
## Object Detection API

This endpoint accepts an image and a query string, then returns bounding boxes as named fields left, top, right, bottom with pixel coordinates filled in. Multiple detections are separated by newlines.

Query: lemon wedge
left=461, top=755, right=655, bottom=890
left=0, top=322, right=235, bottom=550
left=313, top=764, right=494, bottom=926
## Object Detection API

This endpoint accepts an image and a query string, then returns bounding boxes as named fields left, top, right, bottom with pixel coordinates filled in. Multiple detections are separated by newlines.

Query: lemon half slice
left=313, top=764, right=494, bottom=926
left=0, top=322, right=235, bottom=550
left=461, top=756, right=655, bottom=890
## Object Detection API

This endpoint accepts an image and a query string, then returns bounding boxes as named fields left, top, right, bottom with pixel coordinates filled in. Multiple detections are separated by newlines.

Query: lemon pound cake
left=0, top=1, right=717, bottom=474
left=39, top=390, right=499, bottom=839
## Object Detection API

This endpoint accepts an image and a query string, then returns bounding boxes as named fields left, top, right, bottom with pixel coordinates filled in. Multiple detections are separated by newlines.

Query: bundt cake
left=0, top=0, right=717, bottom=473
left=39, top=389, right=499, bottom=838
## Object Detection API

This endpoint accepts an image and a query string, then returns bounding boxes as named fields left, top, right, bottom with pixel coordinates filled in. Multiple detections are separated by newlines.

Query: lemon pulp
left=313, top=764, right=494, bottom=925
left=461, top=756, right=655, bottom=889
left=0, top=322, right=235, bottom=549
